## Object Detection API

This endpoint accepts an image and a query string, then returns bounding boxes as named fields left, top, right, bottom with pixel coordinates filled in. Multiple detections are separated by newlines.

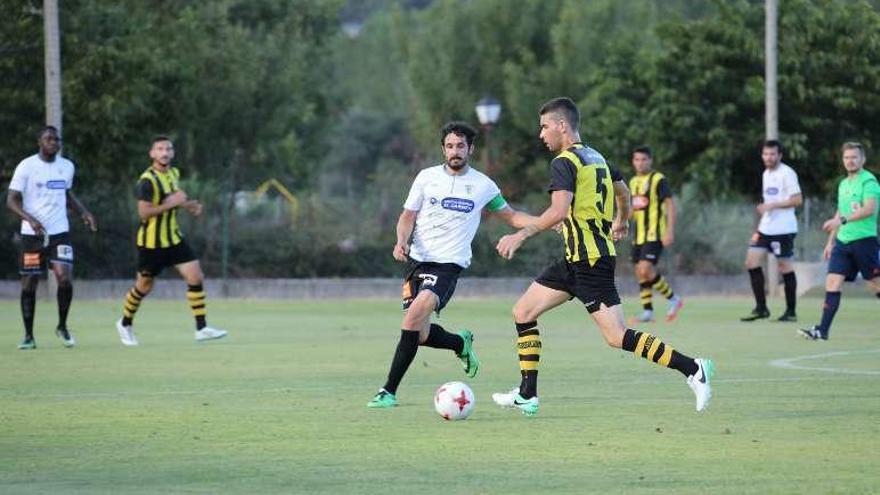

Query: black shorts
left=19, top=232, right=74, bottom=275
left=401, top=261, right=463, bottom=313
left=749, top=231, right=796, bottom=258
left=631, top=241, right=663, bottom=265
left=137, top=241, right=197, bottom=277
left=535, top=257, right=621, bottom=313
left=828, top=236, right=880, bottom=282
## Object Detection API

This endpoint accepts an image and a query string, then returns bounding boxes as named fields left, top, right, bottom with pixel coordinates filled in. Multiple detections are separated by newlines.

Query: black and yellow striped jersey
left=629, top=171, right=671, bottom=245
left=135, top=166, right=183, bottom=249
left=548, top=143, right=623, bottom=264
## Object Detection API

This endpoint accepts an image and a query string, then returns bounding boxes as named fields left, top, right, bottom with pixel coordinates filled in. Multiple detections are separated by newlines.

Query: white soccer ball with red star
left=434, top=381, right=475, bottom=420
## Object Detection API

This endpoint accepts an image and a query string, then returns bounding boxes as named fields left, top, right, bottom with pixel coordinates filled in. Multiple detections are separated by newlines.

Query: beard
left=446, top=157, right=467, bottom=170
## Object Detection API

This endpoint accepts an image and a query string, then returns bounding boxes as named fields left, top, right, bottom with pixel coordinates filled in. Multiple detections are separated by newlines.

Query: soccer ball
left=434, top=381, right=475, bottom=421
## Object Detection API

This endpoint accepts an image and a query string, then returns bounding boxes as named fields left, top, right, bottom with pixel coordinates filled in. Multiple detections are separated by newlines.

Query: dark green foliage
left=1, top=0, right=878, bottom=278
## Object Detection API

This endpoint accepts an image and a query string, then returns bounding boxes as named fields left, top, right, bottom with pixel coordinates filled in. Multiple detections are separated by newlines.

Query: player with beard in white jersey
left=367, top=121, right=539, bottom=409
left=6, top=126, right=97, bottom=350
left=741, top=140, right=803, bottom=322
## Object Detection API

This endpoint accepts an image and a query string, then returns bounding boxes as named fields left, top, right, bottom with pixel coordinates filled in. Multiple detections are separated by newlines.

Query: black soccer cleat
left=798, top=326, right=827, bottom=341
left=776, top=311, right=797, bottom=322
left=740, top=308, right=770, bottom=322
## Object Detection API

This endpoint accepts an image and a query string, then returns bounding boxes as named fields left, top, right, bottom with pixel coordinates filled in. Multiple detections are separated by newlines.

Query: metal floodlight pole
left=44, top=0, right=62, bottom=134
left=765, top=0, right=782, bottom=296
left=765, top=0, right=778, bottom=140
left=44, top=0, right=62, bottom=301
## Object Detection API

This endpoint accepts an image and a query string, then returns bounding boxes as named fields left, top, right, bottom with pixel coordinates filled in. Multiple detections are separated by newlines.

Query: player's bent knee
left=136, top=275, right=155, bottom=294
left=54, top=271, right=72, bottom=287
left=406, top=292, right=437, bottom=320
left=512, top=304, right=537, bottom=323
left=825, top=276, right=844, bottom=292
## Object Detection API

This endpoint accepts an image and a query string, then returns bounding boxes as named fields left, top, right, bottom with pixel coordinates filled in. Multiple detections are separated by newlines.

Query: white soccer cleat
left=116, top=318, right=139, bottom=346
left=493, top=387, right=539, bottom=416
left=492, top=387, right=520, bottom=408
left=195, top=326, right=227, bottom=342
left=56, top=328, right=76, bottom=348
left=687, top=358, right=715, bottom=412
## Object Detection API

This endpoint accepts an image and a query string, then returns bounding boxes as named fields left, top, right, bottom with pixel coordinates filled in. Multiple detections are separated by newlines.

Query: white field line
left=768, top=349, right=880, bottom=376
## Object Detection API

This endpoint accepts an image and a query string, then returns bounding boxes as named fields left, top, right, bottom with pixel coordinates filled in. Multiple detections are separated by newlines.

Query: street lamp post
left=474, top=95, right=501, bottom=174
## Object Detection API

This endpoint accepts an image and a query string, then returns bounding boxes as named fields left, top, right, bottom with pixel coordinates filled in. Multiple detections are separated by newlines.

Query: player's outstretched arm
left=758, top=193, right=803, bottom=214
left=496, top=190, right=571, bottom=259
left=833, top=198, right=876, bottom=224
left=662, top=196, right=676, bottom=246
left=182, top=200, right=203, bottom=217
left=66, top=190, right=97, bottom=231
left=821, top=212, right=841, bottom=260
left=492, top=206, right=540, bottom=229
left=611, top=180, right=630, bottom=241
left=5, top=190, right=44, bottom=234
left=137, top=190, right=187, bottom=221
left=393, top=208, right=417, bottom=262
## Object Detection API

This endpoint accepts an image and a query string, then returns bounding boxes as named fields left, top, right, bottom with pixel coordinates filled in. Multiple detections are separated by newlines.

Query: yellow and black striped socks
left=516, top=321, right=541, bottom=398
left=639, top=281, right=654, bottom=310
left=187, top=284, right=207, bottom=330
left=651, top=274, right=675, bottom=300
left=622, top=328, right=697, bottom=377
left=121, top=287, right=145, bottom=326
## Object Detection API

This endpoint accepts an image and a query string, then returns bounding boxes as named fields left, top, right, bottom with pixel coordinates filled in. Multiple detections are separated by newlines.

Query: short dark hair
left=632, top=146, right=653, bottom=158
left=539, top=97, right=580, bottom=129
left=440, top=121, right=477, bottom=147
left=38, top=125, right=59, bottom=139
left=763, top=139, right=783, bottom=154
left=841, top=141, right=865, bottom=157
left=151, top=134, right=172, bottom=147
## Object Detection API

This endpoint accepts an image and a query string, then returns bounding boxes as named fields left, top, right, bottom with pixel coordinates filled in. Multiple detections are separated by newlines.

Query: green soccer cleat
left=457, top=330, right=480, bottom=379
left=513, top=394, right=540, bottom=417
left=17, top=338, right=36, bottom=350
left=366, top=389, right=398, bottom=408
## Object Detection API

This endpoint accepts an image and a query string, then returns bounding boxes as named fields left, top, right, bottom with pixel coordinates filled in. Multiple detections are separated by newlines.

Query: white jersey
left=758, top=162, right=801, bottom=235
left=403, top=164, right=506, bottom=268
left=8, top=153, right=75, bottom=235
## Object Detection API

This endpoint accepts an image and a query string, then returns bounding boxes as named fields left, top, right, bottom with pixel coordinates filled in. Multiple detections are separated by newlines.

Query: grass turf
left=1, top=295, right=878, bottom=494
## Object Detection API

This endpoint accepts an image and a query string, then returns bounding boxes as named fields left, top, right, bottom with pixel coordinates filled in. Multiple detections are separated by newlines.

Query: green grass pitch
left=1, top=296, right=878, bottom=494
